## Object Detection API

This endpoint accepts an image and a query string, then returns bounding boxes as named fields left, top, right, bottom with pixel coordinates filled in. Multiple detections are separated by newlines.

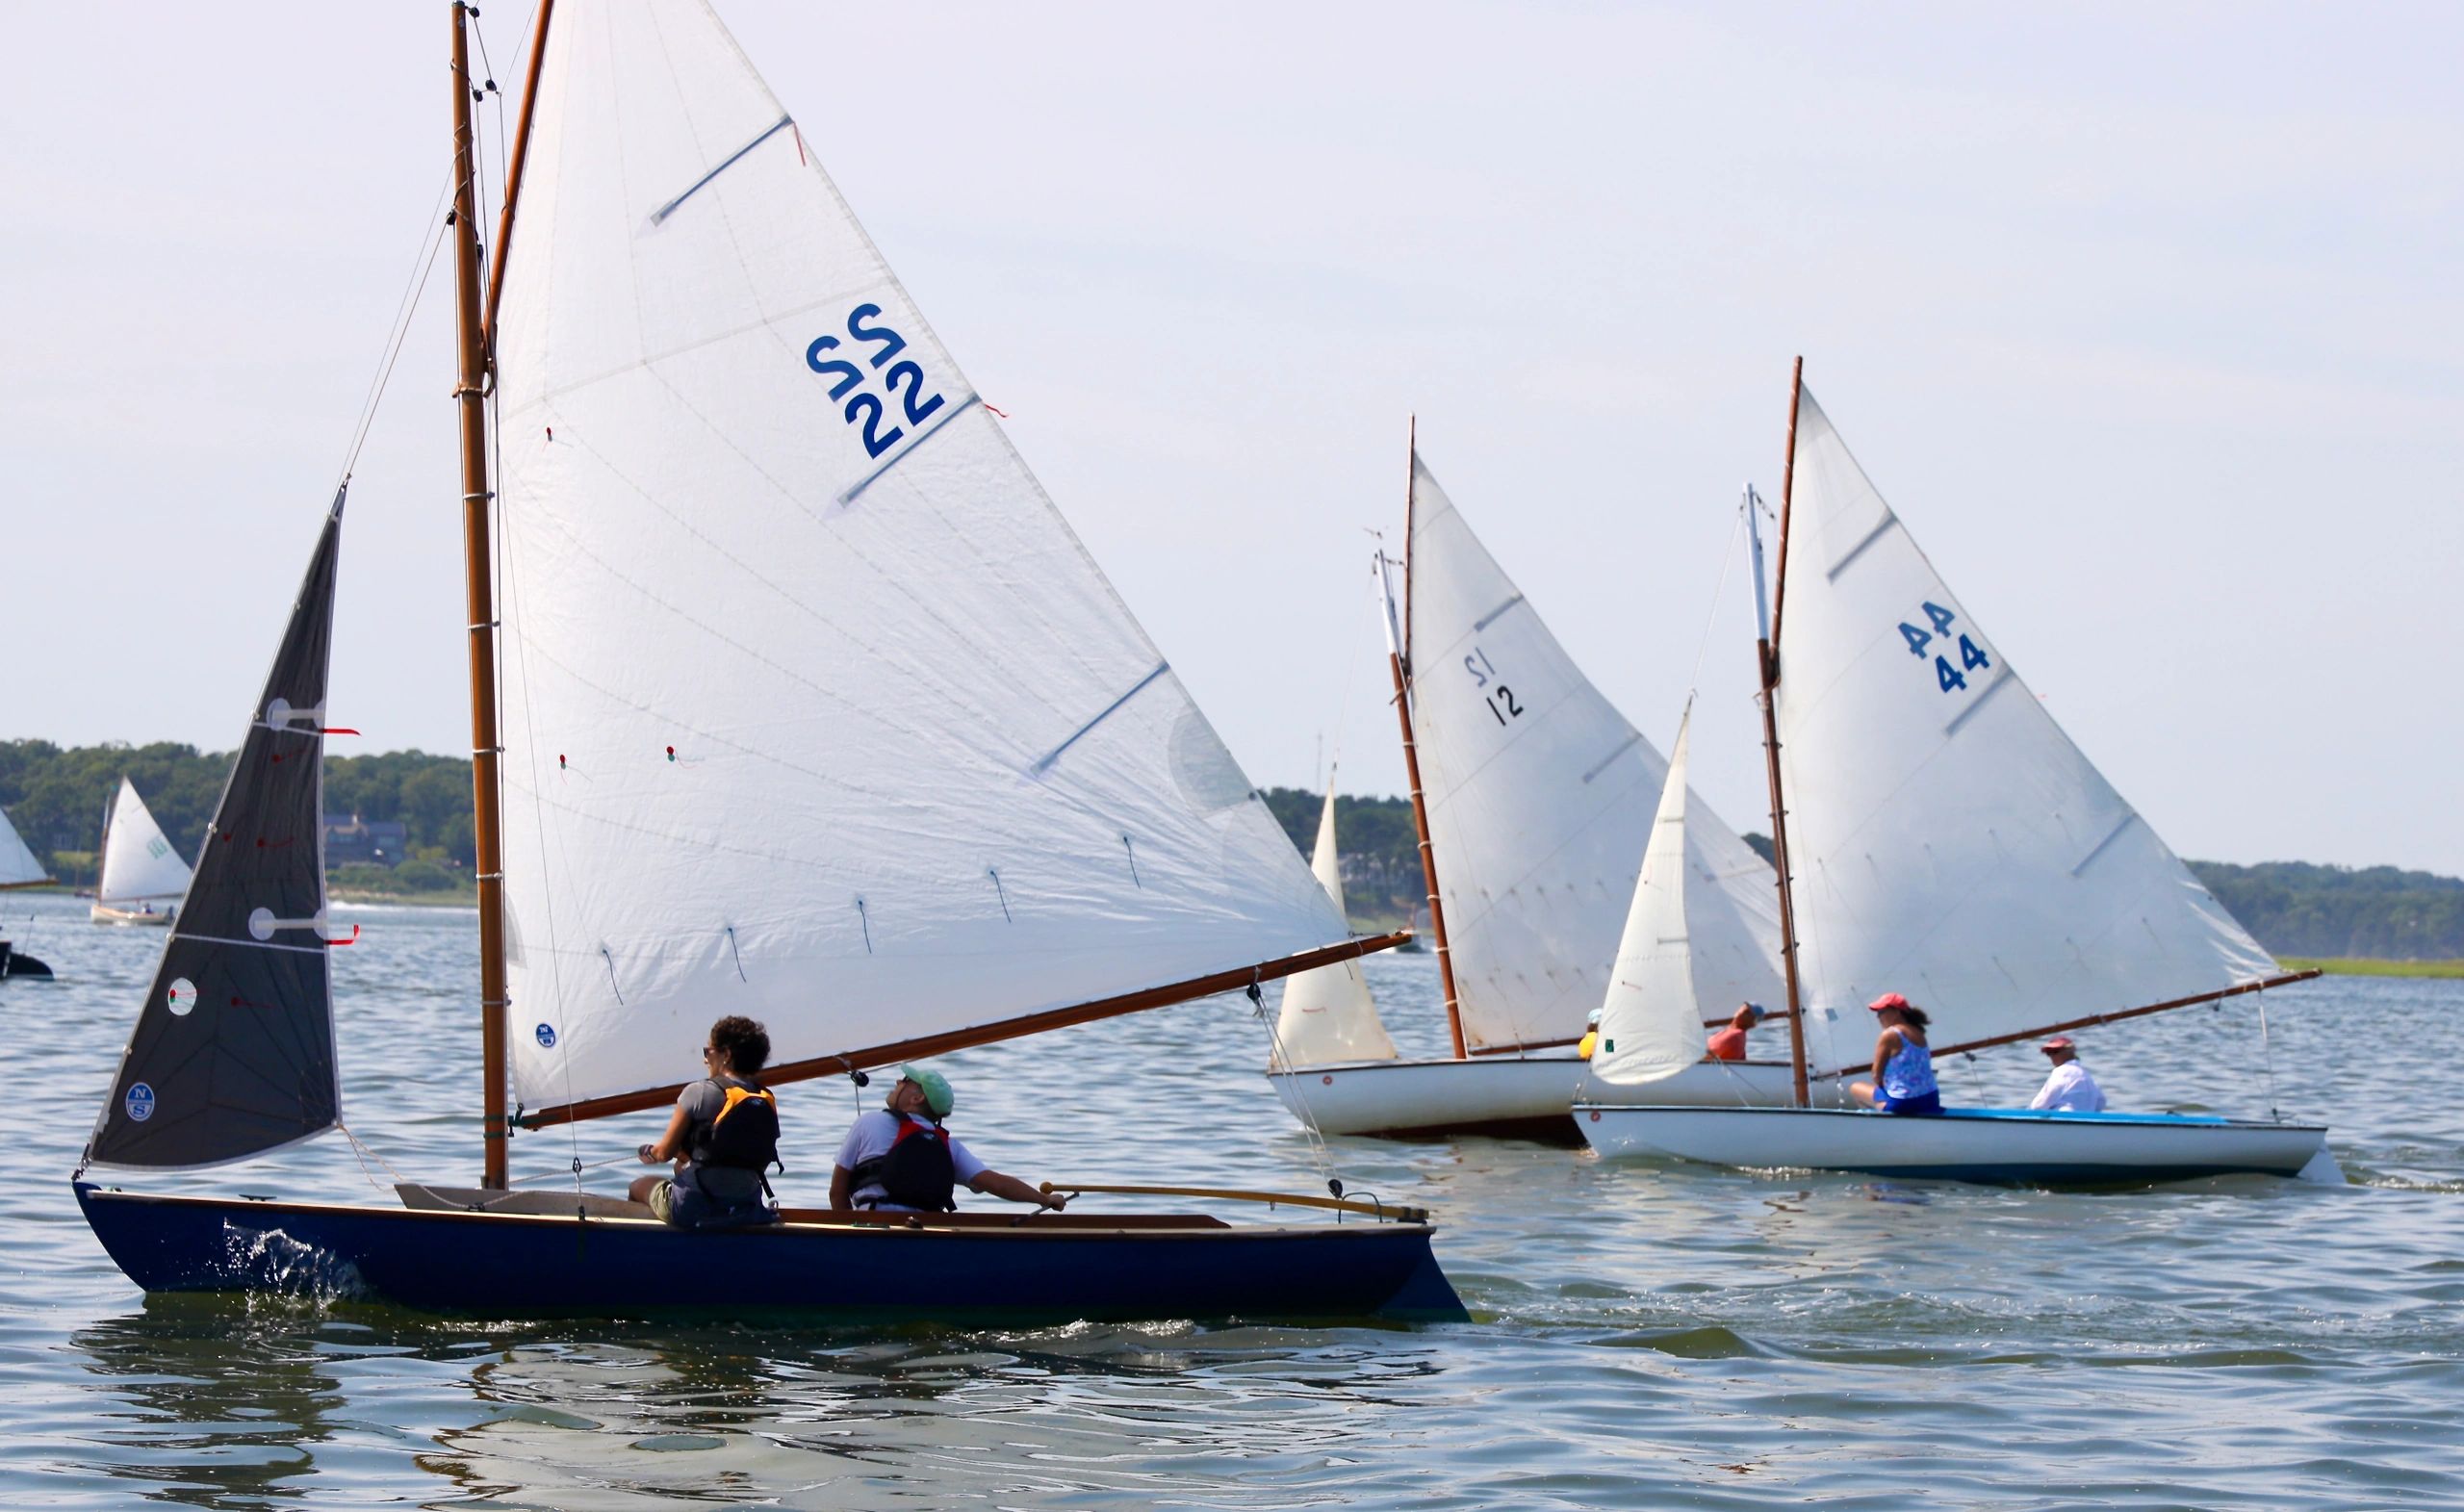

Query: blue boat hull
left=74, top=1183, right=1467, bottom=1323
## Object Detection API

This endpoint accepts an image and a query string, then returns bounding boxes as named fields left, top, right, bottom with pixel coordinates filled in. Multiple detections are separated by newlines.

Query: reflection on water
left=8, top=895, right=2464, bottom=1508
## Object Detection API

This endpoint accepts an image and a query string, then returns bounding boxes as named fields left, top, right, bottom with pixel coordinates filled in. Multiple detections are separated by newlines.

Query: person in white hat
left=2027, top=1036, right=2108, bottom=1113
left=1577, top=1008, right=1604, bottom=1061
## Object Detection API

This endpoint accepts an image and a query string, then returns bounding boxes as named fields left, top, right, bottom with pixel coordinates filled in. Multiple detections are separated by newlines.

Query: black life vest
left=851, top=1113, right=957, bottom=1211
left=689, top=1076, right=781, bottom=1174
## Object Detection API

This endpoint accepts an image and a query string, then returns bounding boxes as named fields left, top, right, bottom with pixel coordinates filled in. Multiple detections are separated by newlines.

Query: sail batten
left=491, top=0, right=1355, bottom=1115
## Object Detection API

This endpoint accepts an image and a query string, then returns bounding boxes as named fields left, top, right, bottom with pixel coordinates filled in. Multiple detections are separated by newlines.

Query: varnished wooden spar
left=1040, top=1181, right=1431, bottom=1222
left=1391, top=419, right=1469, bottom=1060
left=521, top=931, right=1413, bottom=1128
left=1815, top=969, right=2324, bottom=1081
left=1759, top=356, right=1812, bottom=1108
left=448, top=4, right=514, bottom=1189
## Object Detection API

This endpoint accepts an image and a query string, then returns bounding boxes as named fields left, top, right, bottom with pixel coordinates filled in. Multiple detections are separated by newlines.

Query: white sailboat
left=0, top=806, right=55, bottom=978
left=77, top=0, right=1462, bottom=1322
left=90, top=778, right=192, bottom=927
left=1578, top=365, right=2330, bottom=1185
left=1268, top=437, right=1799, bottom=1140
left=1269, top=777, right=1400, bottom=1070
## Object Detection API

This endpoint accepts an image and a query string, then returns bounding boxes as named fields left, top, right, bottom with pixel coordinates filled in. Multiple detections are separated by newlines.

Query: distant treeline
left=1265, top=789, right=2464, bottom=961
left=0, top=741, right=475, bottom=881
left=7, top=751, right=2456, bottom=958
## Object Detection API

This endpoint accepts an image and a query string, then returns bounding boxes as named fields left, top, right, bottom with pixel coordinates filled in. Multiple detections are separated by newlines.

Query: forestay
left=1775, top=388, right=2279, bottom=1059
left=1271, top=783, right=1398, bottom=1068
left=1589, top=707, right=1776, bottom=1085
left=0, top=807, right=45, bottom=887
left=1405, top=453, right=1781, bottom=1052
left=87, top=494, right=345, bottom=1169
left=98, top=779, right=193, bottom=907
left=491, top=0, right=1348, bottom=1115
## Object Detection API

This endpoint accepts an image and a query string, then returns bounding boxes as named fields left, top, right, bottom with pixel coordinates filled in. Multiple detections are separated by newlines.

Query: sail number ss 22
left=1463, top=646, right=1524, bottom=726
left=1899, top=601, right=1990, bottom=693
left=806, top=304, right=947, bottom=458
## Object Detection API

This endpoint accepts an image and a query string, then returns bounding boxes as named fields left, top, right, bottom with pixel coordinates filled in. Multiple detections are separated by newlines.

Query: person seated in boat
left=829, top=1064, right=1068, bottom=1215
left=1577, top=1009, right=1603, bottom=1060
left=628, top=1014, right=783, bottom=1229
left=1849, top=992, right=1942, bottom=1116
left=1707, top=1003, right=1768, bottom=1062
left=2028, top=1035, right=2108, bottom=1113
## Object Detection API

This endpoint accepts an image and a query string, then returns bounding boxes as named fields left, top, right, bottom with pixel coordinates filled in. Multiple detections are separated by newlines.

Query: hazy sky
left=7, top=3, right=2458, bottom=875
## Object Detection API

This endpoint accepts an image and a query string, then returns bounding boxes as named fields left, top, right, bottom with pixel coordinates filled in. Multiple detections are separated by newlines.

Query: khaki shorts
left=645, top=1178, right=680, bottom=1222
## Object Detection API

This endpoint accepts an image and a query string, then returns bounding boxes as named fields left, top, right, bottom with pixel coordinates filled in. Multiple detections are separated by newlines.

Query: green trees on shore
left=6, top=747, right=2454, bottom=959
left=0, top=741, right=476, bottom=883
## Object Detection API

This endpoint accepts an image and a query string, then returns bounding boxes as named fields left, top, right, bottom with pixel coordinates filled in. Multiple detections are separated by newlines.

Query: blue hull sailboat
left=73, top=0, right=1462, bottom=1325
left=1574, top=363, right=2326, bottom=1188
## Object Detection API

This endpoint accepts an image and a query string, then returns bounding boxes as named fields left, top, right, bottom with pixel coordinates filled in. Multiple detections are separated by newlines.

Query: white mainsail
left=1775, top=388, right=2279, bottom=1061
left=97, top=779, right=192, bottom=907
left=1271, top=782, right=1399, bottom=1068
left=0, top=807, right=46, bottom=888
left=1405, top=453, right=1782, bottom=1052
left=1588, top=707, right=1777, bottom=1086
left=491, top=0, right=1350, bottom=1115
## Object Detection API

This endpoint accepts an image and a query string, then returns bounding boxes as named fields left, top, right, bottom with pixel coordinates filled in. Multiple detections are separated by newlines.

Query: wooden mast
left=449, top=2, right=512, bottom=1189
left=1758, top=357, right=1811, bottom=1108
left=1389, top=418, right=1469, bottom=1060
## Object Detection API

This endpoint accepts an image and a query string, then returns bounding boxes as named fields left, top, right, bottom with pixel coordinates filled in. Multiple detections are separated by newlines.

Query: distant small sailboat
left=77, top=0, right=1462, bottom=1323
left=1578, top=364, right=2330, bottom=1185
left=1268, top=434, right=1798, bottom=1141
left=90, top=779, right=192, bottom=927
left=1269, top=776, right=1400, bottom=1070
left=0, top=806, right=54, bottom=978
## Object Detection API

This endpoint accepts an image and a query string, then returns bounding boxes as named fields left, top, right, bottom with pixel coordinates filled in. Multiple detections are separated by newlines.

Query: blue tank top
left=1882, top=1035, right=1938, bottom=1100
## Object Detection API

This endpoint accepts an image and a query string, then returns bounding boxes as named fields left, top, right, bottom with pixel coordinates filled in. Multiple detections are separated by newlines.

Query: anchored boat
left=1577, top=363, right=2328, bottom=1186
left=75, top=0, right=1463, bottom=1324
left=1267, top=436, right=1801, bottom=1140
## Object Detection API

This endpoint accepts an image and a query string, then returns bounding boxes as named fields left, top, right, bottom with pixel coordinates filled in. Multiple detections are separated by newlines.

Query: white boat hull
left=90, top=904, right=174, bottom=927
left=1577, top=1103, right=2336, bottom=1186
left=1268, top=1056, right=1834, bottom=1141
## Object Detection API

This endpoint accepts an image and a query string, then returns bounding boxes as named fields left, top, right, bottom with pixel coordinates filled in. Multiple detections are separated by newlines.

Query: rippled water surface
left=4, top=893, right=2460, bottom=1508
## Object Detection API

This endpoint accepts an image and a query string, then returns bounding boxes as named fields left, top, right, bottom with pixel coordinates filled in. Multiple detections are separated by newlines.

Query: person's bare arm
left=967, top=1169, right=1067, bottom=1210
left=637, top=1103, right=694, bottom=1166
left=829, top=1165, right=853, bottom=1212
left=1870, top=1027, right=1901, bottom=1087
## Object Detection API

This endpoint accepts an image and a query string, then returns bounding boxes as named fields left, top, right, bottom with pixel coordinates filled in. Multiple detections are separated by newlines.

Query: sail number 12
left=1463, top=646, right=1523, bottom=726
left=806, top=304, right=947, bottom=458
left=1899, top=601, right=1990, bottom=693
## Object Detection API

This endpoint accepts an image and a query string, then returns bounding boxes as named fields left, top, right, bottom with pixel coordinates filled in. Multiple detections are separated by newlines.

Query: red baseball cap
left=2040, top=1035, right=2076, bottom=1053
left=1866, top=992, right=1911, bottom=1012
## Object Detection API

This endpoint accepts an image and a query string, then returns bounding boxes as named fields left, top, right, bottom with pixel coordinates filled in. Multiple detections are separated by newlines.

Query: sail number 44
left=1899, top=602, right=1990, bottom=693
left=806, top=304, right=947, bottom=458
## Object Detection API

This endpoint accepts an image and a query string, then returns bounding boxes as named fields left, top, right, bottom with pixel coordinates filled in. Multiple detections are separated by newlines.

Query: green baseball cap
left=899, top=1064, right=954, bottom=1118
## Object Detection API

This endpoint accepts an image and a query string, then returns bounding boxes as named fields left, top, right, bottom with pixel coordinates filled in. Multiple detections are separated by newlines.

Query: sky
left=5, top=3, right=2458, bottom=875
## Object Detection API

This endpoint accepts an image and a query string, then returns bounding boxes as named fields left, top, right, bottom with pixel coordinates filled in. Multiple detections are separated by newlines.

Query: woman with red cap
left=1849, top=993, right=1942, bottom=1116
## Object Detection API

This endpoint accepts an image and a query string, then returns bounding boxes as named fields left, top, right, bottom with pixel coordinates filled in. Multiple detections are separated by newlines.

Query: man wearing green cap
left=828, top=1064, right=1068, bottom=1214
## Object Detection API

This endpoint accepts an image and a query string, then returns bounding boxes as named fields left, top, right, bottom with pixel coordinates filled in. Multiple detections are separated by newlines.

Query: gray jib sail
left=86, top=492, right=346, bottom=1169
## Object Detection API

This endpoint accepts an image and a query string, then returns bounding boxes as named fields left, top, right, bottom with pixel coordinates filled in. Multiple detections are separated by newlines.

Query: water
left=5, top=892, right=2461, bottom=1509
